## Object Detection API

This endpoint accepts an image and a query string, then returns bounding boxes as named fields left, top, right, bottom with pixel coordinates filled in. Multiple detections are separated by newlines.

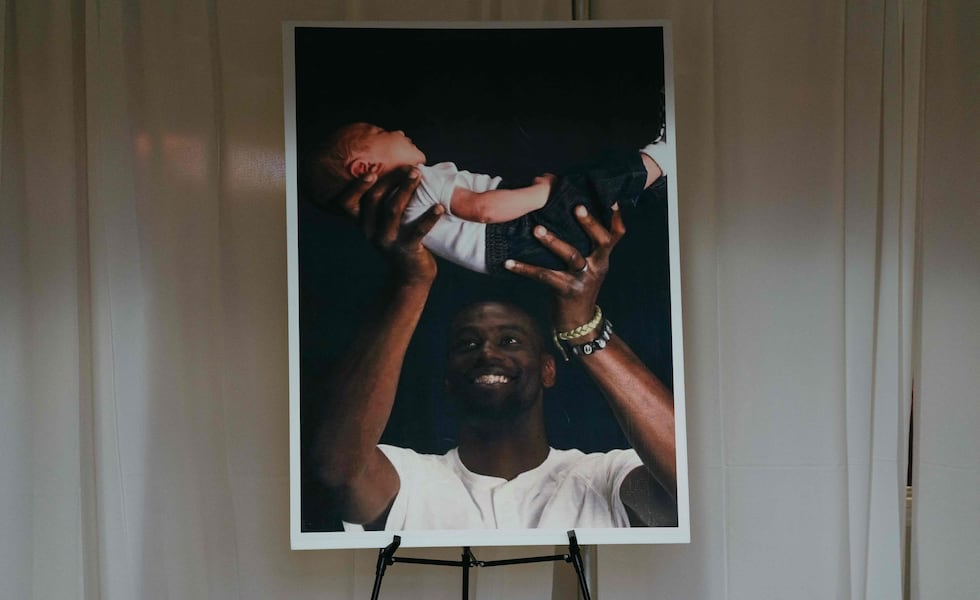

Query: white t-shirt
left=369, top=444, right=643, bottom=531
left=401, top=162, right=501, bottom=273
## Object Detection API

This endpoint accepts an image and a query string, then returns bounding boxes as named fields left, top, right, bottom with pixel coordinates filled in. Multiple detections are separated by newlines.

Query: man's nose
left=476, top=341, right=505, bottom=362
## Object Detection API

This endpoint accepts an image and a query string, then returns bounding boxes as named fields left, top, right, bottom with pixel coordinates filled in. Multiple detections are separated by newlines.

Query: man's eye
left=453, top=339, right=479, bottom=351
left=501, top=336, right=521, bottom=346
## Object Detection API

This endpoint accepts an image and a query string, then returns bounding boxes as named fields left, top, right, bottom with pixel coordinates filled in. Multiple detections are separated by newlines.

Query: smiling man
left=364, top=299, right=674, bottom=530
left=313, top=168, right=677, bottom=531
left=446, top=301, right=553, bottom=430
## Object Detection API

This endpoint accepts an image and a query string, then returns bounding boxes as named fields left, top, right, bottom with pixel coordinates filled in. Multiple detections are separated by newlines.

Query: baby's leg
left=640, top=153, right=663, bottom=188
left=639, top=142, right=670, bottom=188
left=640, top=83, right=670, bottom=187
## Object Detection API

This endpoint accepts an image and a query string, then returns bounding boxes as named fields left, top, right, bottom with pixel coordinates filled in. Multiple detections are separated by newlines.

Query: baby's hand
left=532, top=173, right=557, bottom=187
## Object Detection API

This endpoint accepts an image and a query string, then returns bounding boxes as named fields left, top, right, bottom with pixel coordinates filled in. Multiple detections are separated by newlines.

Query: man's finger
left=608, top=203, right=626, bottom=242
left=336, top=173, right=378, bottom=218
left=357, top=167, right=416, bottom=242
left=573, top=205, right=613, bottom=248
left=577, top=204, right=625, bottom=264
left=532, top=225, right=587, bottom=270
left=378, top=168, right=421, bottom=243
left=358, top=181, right=381, bottom=241
left=403, top=204, right=444, bottom=246
left=504, top=259, right=572, bottom=291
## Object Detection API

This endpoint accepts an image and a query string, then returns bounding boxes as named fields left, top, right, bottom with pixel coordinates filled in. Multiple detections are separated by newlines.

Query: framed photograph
left=285, top=21, right=689, bottom=549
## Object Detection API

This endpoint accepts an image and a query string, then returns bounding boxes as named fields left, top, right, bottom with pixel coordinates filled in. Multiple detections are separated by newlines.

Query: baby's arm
left=449, top=175, right=554, bottom=224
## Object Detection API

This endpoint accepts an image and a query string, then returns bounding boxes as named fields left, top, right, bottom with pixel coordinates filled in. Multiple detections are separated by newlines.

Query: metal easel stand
left=370, top=530, right=592, bottom=600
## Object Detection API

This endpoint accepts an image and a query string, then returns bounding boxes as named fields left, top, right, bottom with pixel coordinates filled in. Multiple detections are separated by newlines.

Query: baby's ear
left=349, top=159, right=374, bottom=178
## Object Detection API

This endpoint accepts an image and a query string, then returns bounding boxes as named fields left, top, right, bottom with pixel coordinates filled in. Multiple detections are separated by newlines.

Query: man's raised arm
left=504, top=203, right=677, bottom=525
left=313, top=168, right=443, bottom=528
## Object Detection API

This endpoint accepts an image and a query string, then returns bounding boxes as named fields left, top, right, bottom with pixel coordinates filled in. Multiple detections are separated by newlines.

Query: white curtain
left=912, top=2, right=980, bottom=597
left=2, top=0, right=976, bottom=599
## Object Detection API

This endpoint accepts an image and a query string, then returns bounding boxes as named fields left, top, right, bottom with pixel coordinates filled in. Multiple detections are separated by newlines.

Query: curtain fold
left=2, top=0, right=90, bottom=598
left=0, top=0, right=34, bottom=595
left=843, top=0, right=921, bottom=598
left=84, top=0, right=241, bottom=597
left=2, top=0, right=976, bottom=598
left=912, top=1, right=980, bottom=598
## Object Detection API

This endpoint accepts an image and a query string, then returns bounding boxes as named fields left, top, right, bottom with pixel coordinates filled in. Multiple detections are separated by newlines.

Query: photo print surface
left=285, top=21, right=689, bottom=549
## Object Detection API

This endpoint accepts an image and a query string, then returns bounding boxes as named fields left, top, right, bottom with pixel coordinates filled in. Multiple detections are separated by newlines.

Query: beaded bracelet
left=552, top=306, right=613, bottom=361
left=569, top=317, right=613, bottom=357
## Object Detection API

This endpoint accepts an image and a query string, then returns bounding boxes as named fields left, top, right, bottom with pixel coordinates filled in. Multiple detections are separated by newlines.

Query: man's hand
left=504, top=203, right=625, bottom=331
left=335, top=166, right=443, bottom=287
left=505, top=203, right=678, bottom=517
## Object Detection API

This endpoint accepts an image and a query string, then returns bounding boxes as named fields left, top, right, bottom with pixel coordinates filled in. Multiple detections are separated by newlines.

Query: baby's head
left=308, top=123, right=427, bottom=210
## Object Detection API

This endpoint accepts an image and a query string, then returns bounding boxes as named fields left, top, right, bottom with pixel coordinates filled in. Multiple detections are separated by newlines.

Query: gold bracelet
left=555, top=305, right=603, bottom=340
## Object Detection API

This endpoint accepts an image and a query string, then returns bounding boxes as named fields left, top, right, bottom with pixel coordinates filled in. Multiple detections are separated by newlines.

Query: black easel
left=370, top=530, right=591, bottom=600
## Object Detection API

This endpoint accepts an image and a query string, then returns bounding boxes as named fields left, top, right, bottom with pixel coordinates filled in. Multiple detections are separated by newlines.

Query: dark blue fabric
left=486, top=150, right=653, bottom=275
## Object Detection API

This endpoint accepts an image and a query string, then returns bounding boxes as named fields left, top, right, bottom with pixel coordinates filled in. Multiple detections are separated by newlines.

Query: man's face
left=356, top=125, right=426, bottom=168
left=445, top=302, right=556, bottom=423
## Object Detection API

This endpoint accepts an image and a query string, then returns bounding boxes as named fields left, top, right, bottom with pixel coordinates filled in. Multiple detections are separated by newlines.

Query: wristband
left=552, top=314, right=613, bottom=361
left=555, top=305, right=603, bottom=340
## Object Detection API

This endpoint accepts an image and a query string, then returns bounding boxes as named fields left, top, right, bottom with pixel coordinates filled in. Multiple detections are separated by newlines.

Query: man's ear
left=541, top=353, right=557, bottom=389
left=349, top=159, right=374, bottom=178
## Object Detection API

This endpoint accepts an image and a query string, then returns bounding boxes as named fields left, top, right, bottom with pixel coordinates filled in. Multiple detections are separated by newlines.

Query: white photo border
left=284, top=20, right=689, bottom=550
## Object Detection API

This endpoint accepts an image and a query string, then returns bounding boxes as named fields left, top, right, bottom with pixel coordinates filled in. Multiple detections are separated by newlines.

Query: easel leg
left=461, top=547, right=473, bottom=600
left=370, top=535, right=401, bottom=600
left=368, top=536, right=587, bottom=599
left=566, top=531, right=592, bottom=600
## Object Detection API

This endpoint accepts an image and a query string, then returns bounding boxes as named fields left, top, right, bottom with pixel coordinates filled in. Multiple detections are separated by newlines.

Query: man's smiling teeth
left=473, top=374, right=510, bottom=384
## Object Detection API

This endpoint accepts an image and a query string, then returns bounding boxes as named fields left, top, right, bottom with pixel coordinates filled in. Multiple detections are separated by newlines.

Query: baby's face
left=357, top=126, right=426, bottom=170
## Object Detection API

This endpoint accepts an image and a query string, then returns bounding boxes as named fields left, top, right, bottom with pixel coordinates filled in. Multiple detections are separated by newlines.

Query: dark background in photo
left=294, top=26, right=671, bottom=531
